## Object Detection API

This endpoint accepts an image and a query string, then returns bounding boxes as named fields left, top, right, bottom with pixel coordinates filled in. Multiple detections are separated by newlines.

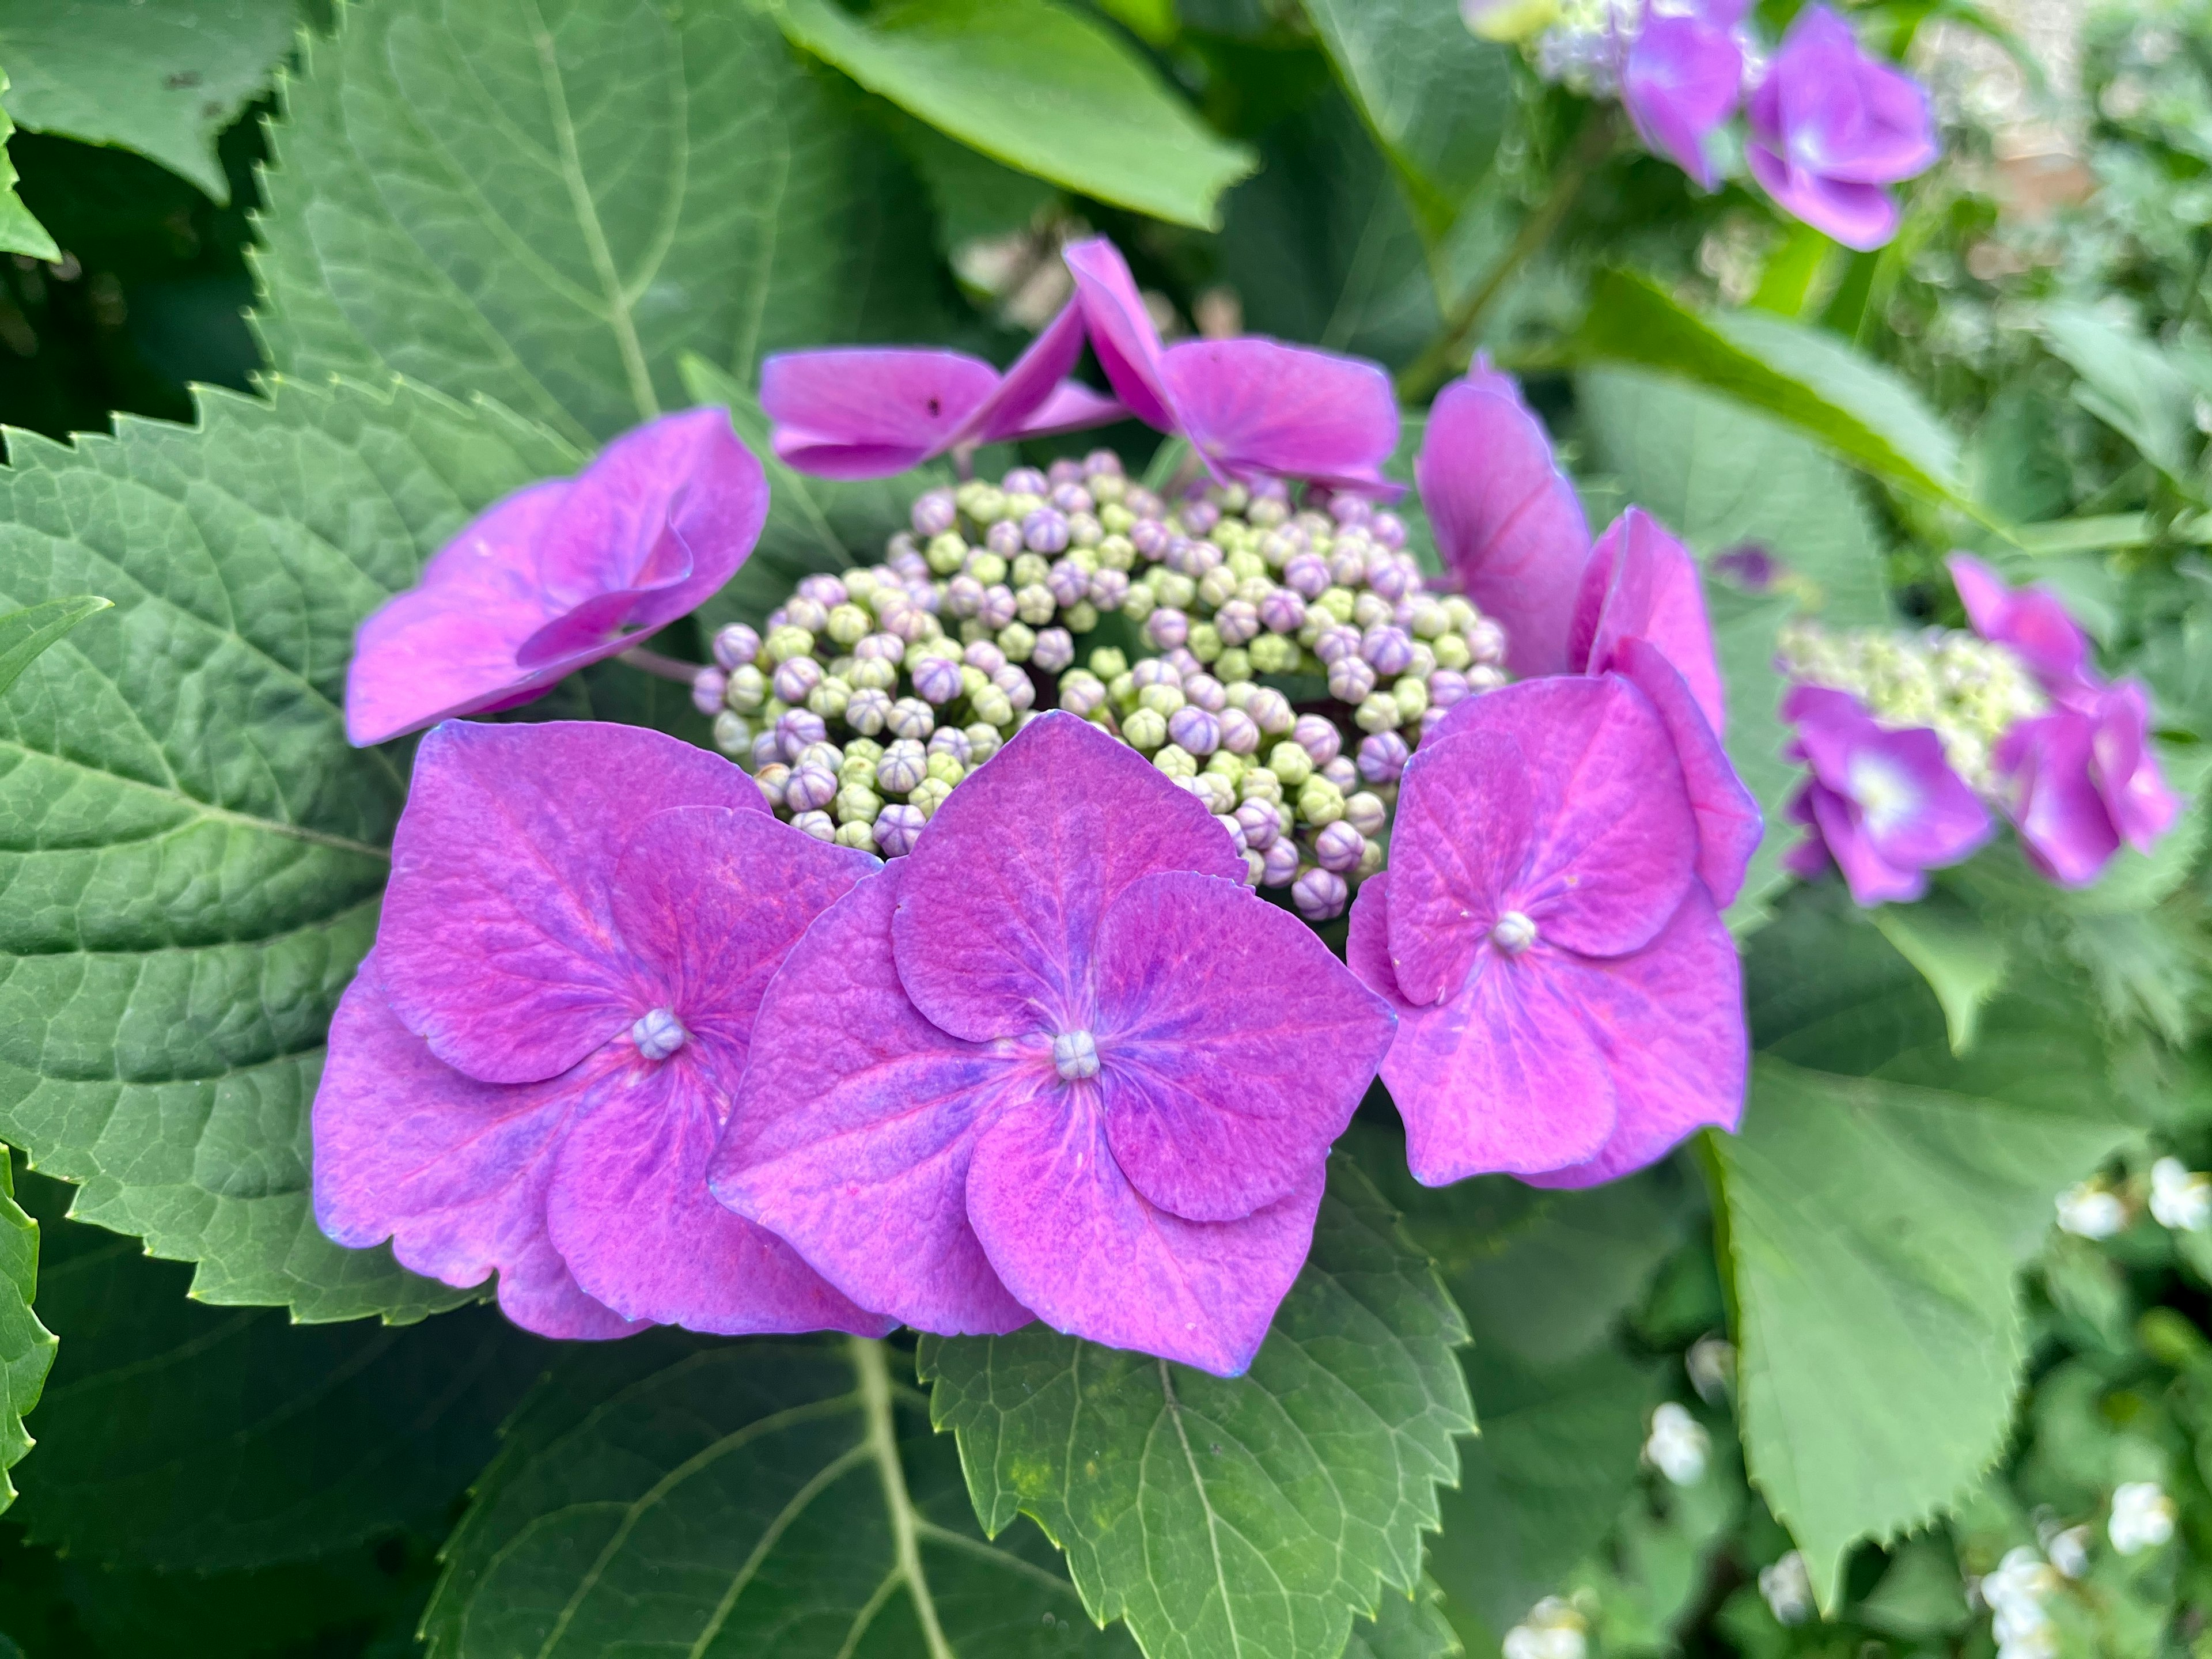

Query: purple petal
left=960, top=300, right=1123, bottom=445
left=1571, top=507, right=1727, bottom=737
left=711, top=873, right=1034, bottom=1335
left=1745, top=141, right=1901, bottom=251
left=1094, top=871, right=1395, bottom=1223
left=546, top=1056, right=894, bottom=1336
left=1623, top=15, right=1744, bottom=189
left=759, top=348, right=999, bottom=478
left=1945, top=554, right=2097, bottom=701
left=312, top=963, right=641, bottom=1341
left=376, top=721, right=766, bottom=1086
left=965, top=1094, right=1326, bottom=1376
left=1415, top=362, right=1591, bottom=675
left=1158, top=337, right=1401, bottom=492
left=1609, top=638, right=1762, bottom=907
left=1346, top=872, right=1415, bottom=1012
left=1001, top=380, right=1127, bottom=440
left=1521, top=887, right=1745, bottom=1187
left=890, top=712, right=1241, bottom=1044
left=1996, top=709, right=2120, bottom=887
left=1785, top=686, right=1991, bottom=872
left=2090, top=682, right=2180, bottom=853
left=1802, top=773, right=1930, bottom=903
left=1063, top=236, right=1177, bottom=431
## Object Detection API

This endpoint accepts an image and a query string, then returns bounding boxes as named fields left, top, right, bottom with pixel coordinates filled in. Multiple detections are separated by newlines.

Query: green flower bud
left=1241, top=767, right=1285, bottom=805
left=761, top=697, right=790, bottom=727
left=1442, top=596, right=1480, bottom=632
left=1107, top=671, right=1137, bottom=708
left=809, top=676, right=853, bottom=720
left=1099, top=501, right=1136, bottom=534
left=1003, top=491, right=1045, bottom=520
left=826, top=603, right=871, bottom=646
left=961, top=664, right=991, bottom=698
left=1206, top=750, right=1249, bottom=787
left=1393, top=676, right=1429, bottom=724
left=926, top=751, right=966, bottom=788
left=838, top=755, right=877, bottom=789
left=955, top=481, right=998, bottom=520
left=849, top=656, right=897, bottom=692
left=910, top=775, right=954, bottom=818
left=1357, top=836, right=1384, bottom=878
left=1433, top=632, right=1472, bottom=672
left=926, top=532, right=968, bottom=574
left=1124, top=707, right=1169, bottom=750
left=1098, top=533, right=1136, bottom=571
left=1014, top=584, right=1056, bottom=626
left=1121, top=581, right=1156, bottom=620
left=835, top=784, right=882, bottom=825
left=1298, top=776, right=1346, bottom=826
left=964, top=723, right=1002, bottom=763
left=1215, top=647, right=1252, bottom=684
left=713, top=711, right=752, bottom=756
left=1154, top=571, right=1197, bottom=610
left=1408, top=642, right=1437, bottom=681
left=1248, top=634, right=1298, bottom=675
left=1198, top=567, right=1238, bottom=609
left=1138, top=683, right=1187, bottom=717
left=967, top=550, right=1009, bottom=586
left=763, top=624, right=815, bottom=666
left=1318, top=588, right=1357, bottom=624
left=1092, top=473, right=1128, bottom=505
left=1089, top=647, right=1128, bottom=679
left=998, top=622, right=1036, bottom=662
left=835, top=821, right=876, bottom=850
left=1267, top=741, right=1313, bottom=787
left=845, top=736, right=884, bottom=766
left=1355, top=693, right=1402, bottom=734
left=1187, top=623, right=1222, bottom=663
left=1011, top=552, right=1050, bottom=588
left=724, top=664, right=767, bottom=713
left=1063, top=601, right=1099, bottom=634
left=1070, top=514, right=1103, bottom=549
left=1408, top=604, right=1448, bottom=641
left=971, top=684, right=1015, bottom=727
left=1154, top=744, right=1198, bottom=780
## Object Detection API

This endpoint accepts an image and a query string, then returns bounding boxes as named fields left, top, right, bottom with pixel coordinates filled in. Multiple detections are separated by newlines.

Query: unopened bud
left=1294, top=866, right=1349, bottom=921
left=876, top=740, right=928, bottom=796
left=1293, top=715, right=1343, bottom=764
left=873, top=803, right=926, bottom=856
left=1328, top=657, right=1377, bottom=704
left=691, top=666, right=728, bottom=716
left=790, top=809, right=835, bottom=842
left=1315, top=820, right=1364, bottom=873
left=1169, top=707, right=1222, bottom=755
left=785, top=763, right=840, bottom=813
left=713, top=623, right=762, bottom=670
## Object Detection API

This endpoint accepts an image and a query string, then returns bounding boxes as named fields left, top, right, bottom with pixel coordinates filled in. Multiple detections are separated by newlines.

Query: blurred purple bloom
left=312, top=721, right=892, bottom=1340
left=1782, top=685, right=1992, bottom=904
left=1349, top=677, right=1746, bottom=1188
left=1064, top=237, right=1401, bottom=494
left=346, top=410, right=765, bottom=746
left=1623, top=0, right=1748, bottom=190
left=1745, top=6, right=1938, bottom=251
left=760, top=301, right=1122, bottom=479
left=1711, top=543, right=1786, bottom=592
left=712, top=713, right=1395, bottom=1376
left=1945, top=553, right=2098, bottom=704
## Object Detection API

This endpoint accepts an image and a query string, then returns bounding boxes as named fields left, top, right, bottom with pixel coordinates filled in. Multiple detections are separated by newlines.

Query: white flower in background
left=2044, top=1524, right=2091, bottom=1580
left=1685, top=1335, right=1735, bottom=1403
left=2056, top=1181, right=2126, bottom=1239
left=2149, top=1158, right=2211, bottom=1232
left=2109, top=1483, right=2177, bottom=1555
left=1644, top=1402, right=1710, bottom=1486
left=1502, top=1596, right=1588, bottom=1659
left=1759, top=1551, right=1813, bottom=1625
left=1980, top=1546, right=2058, bottom=1659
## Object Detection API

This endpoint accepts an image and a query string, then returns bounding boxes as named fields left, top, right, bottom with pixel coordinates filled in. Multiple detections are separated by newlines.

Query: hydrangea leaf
left=253, top=0, right=960, bottom=449
left=0, top=1152, right=56, bottom=1514
left=0, top=595, right=108, bottom=702
left=3, top=1165, right=547, bottom=1571
left=916, top=1156, right=1474, bottom=1659
left=771, top=0, right=1255, bottom=232
left=0, top=69, right=58, bottom=262
left=1344, top=1577, right=1462, bottom=1659
left=421, top=1331, right=1132, bottom=1659
left=0, top=376, right=579, bottom=1321
left=2039, top=302, right=2197, bottom=485
left=1712, top=889, right=2140, bottom=1610
left=0, top=0, right=298, bottom=203
left=1870, top=893, right=2013, bottom=1055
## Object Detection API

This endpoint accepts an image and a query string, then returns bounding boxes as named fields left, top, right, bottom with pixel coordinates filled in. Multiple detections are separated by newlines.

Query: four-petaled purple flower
left=760, top=301, right=1123, bottom=480
left=1745, top=5, right=1938, bottom=251
left=1349, top=677, right=1747, bottom=1188
left=1065, top=237, right=1401, bottom=494
left=346, top=410, right=766, bottom=746
left=313, top=720, right=892, bottom=1341
left=710, top=713, right=1396, bottom=1376
left=1781, top=685, right=1993, bottom=904
left=1623, top=0, right=1749, bottom=190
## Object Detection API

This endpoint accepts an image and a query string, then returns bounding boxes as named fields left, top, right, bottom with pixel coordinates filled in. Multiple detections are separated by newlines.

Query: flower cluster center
left=1491, top=911, right=1539, bottom=955
left=631, top=1006, right=688, bottom=1062
left=1051, top=1028, right=1101, bottom=1082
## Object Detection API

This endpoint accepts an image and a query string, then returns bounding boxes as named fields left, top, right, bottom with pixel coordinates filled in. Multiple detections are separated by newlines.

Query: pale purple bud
left=1284, top=553, right=1330, bottom=598
left=1185, top=539, right=1225, bottom=575
left=1002, top=466, right=1049, bottom=496
left=1362, top=625, right=1415, bottom=676
left=978, top=586, right=1017, bottom=629
left=1169, top=706, right=1221, bottom=755
left=1180, top=499, right=1221, bottom=536
left=1368, top=560, right=1413, bottom=601
left=1059, top=676, right=1105, bottom=717
left=1315, top=820, right=1365, bottom=873
left=1328, top=657, right=1377, bottom=703
left=1294, top=714, right=1343, bottom=765
left=1329, top=492, right=1373, bottom=527
left=1051, top=482, right=1094, bottom=514
left=887, top=698, right=935, bottom=740
left=1358, top=730, right=1410, bottom=783
left=876, top=740, right=928, bottom=795
left=873, top=803, right=926, bottom=856
left=1146, top=608, right=1190, bottom=650
left=855, top=631, right=906, bottom=664
left=1219, top=707, right=1261, bottom=755
left=1213, top=812, right=1248, bottom=854
left=753, top=762, right=790, bottom=809
left=1293, top=866, right=1349, bottom=920
left=887, top=543, right=929, bottom=581
left=1032, top=628, right=1075, bottom=673
left=790, top=809, right=835, bottom=843
left=1132, top=658, right=1179, bottom=690
left=1048, top=458, right=1085, bottom=487
left=1315, top=624, right=1362, bottom=665
left=1215, top=600, right=1260, bottom=646
left=1259, top=589, right=1306, bottom=634
left=960, top=641, right=1005, bottom=676
left=1184, top=772, right=1236, bottom=814
left=1371, top=512, right=1407, bottom=550
left=1468, top=619, right=1507, bottom=665
left=798, top=573, right=850, bottom=608
left=777, top=709, right=828, bottom=759
left=1260, top=839, right=1301, bottom=888
left=1328, top=547, right=1368, bottom=586
left=1124, top=486, right=1164, bottom=518
left=774, top=656, right=824, bottom=704
left=993, top=665, right=1036, bottom=712
left=1234, top=800, right=1279, bottom=851
left=1351, top=593, right=1393, bottom=631
left=750, top=731, right=784, bottom=770
left=885, top=607, right=935, bottom=645
left=912, top=489, right=958, bottom=537
left=1245, top=687, right=1294, bottom=734
left=1321, top=756, right=1358, bottom=791
left=1182, top=672, right=1228, bottom=713
left=1421, top=707, right=1449, bottom=740
left=978, top=519, right=1018, bottom=559
left=1047, top=559, right=1090, bottom=607
left=925, top=728, right=971, bottom=766
left=944, top=575, right=985, bottom=618
left=1089, top=567, right=1130, bottom=610
left=1468, top=666, right=1508, bottom=692
left=1024, top=508, right=1071, bottom=554
left=1429, top=669, right=1471, bottom=710
left=713, top=623, right=762, bottom=670
left=846, top=686, right=892, bottom=735
left=1131, top=517, right=1171, bottom=559
left=691, top=666, right=728, bottom=716
left=1164, top=647, right=1202, bottom=678
left=785, top=763, right=839, bottom=812
left=907, top=579, right=941, bottom=612
left=784, top=596, right=830, bottom=635
left=1085, top=448, right=1123, bottom=476
left=914, top=656, right=964, bottom=705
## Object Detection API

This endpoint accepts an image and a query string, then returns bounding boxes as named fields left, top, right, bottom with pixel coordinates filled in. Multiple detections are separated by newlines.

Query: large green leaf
left=1300, top=0, right=1512, bottom=237
left=0, top=67, right=57, bottom=261
left=422, top=1331, right=1134, bottom=1658
left=0, top=377, right=578, bottom=1321
left=4, top=1166, right=546, bottom=1571
left=774, top=0, right=1253, bottom=232
left=2039, top=302, right=2199, bottom=485
left=1576, top=366, right=1890, bottom=929
left=253, top=0, right=959, bottom=448
left=1713, top=890, right=2139, bottom=1609
left=918, top=1157, right=1474, bottom=1659
left=0, top=596, right=107, bottom=703
left=0, top=1154, right=55, bottom=1514
left=0, top=0, right=297, bottom=203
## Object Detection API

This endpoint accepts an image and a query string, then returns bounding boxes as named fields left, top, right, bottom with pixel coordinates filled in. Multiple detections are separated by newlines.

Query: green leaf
left=1300, top=0, right=1512, bottom=237
left=771, top=0, right=1254, bottom=232
left=2039, top=303, right=2198, bottom=484
left=1870, top=895, right=2014, bottom=1055
left=0, top=1154, right=56, bottom=1514
left=0, top=596, right=107, bottom=702
left=1570, top=271, right=1972, bottom=510
left=1713, top=890, right=2139, bottom=1609
left=918, top=1156, right=1474, bottom=1659
left=253, top=0, right=960, bottom=447
left=422, top=1331, right=1133, bottom=1658
left=0, top=376, right=578, bottom=1321
left=0, top=69, right=58, bottom=262
left=1345, top=1578, right=1461, bottom=1659
left=0, top=0, right=297, bottom=203
left=3, top=1166, right=547, bottom=1572
left=1576, top=366, right=1891, bottom=929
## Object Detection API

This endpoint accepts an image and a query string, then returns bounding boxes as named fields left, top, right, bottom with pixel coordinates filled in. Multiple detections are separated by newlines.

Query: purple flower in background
left=760, top=301, right=1123, bottom=480
left=1349, top=677, right=1746, bottom=1188
left=1946, top=554, right=2098, bottom=704
left=1063, top=237, right=1401, bottom=494
left=346, top=410, right=765, bottom=746
left=1623, top=0, right=1748, bottom=190
left=1782, top=685, right=1992, bottom=904
left=313, top=721, right=891, bottom=1342
left=712, top=713, right=1395, bottom=1376
left=1415, top=357, right=1590, bottom=676
left=1745, top=6, right=1938, bottom=251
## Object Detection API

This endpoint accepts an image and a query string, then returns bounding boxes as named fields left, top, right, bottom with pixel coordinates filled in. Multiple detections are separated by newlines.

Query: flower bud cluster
left=1778, top=622, right=2047, bottom=794
left=1501, top=1596, right=1589, bottom=1659
left=692, top=453, right=1512, bottom=908
left=1979, top=1545, right=2060, bottom=1659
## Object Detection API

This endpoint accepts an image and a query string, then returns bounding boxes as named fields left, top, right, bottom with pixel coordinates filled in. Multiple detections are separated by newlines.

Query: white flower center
left=1052, top=1029, right=1100, bottom=1082
left=1846, top=752, right=1921, bottom=837
left=631, top=1007, right=688, bottom=1062
left=1491, top=911, right=1537, bottom=955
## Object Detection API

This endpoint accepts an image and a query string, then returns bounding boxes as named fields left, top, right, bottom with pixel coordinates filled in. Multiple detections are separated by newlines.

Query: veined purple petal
left=1608, top=639, right=1762, bottom=907
left=1945, top=553, right=2097, bottom=702
left=1571, top=507, right=1727, bottom=737
left=1798, top=776, right=1931, bottom=903
left=1158, top=337, right=1400, bottom=491
left=760, top=349, right=999, bottom=477
left=1786, top=686, right=1992, bottom=874
left=1063, top=236, right=1177, bottom=431
left=1743, top=147, right=1900, bottom=251
left=1623, top=13, right=1744, bottom=190
left=959, top=299, right=1124, bottom=444
left=2091, top=681, right=2181, bottom=853
left=1995, top=709, right=2120, bottom=888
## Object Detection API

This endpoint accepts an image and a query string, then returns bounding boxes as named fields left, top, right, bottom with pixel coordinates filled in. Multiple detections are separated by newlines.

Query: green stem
left=1396, top=108, right=1617, bottom=405
left=851, top=1337, right=954, bottom=1659
left=618, top=644, right=700, bottom=683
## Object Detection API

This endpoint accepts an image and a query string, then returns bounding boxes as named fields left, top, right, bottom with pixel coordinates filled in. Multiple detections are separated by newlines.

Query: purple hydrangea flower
left=1623, top=0, right=1748, bottom=190
left=1350, top=677, right=1747, bottom=1188
left=1781, top=685, right=1993, bottom=904
left=1745, top=6, right=1939, bottom=251
left=1064, top=237, right=1400, bottom=494
left=346, top=410, right=766, bottom=746
left=710, top=713, right=1395, bottom=1376
left=312, top=721, right=891, bottom=1340
left=1946, top=554, right=2098, bottom=703
left=759, top=301, right=1123, bottom=479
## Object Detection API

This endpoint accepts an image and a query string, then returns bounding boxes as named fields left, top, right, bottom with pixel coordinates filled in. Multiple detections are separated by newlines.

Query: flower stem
left=618, top=644, right=701, bottom=682
left=851, top=1336, right=954, bottom=1659
left=1396, top=108, right=1617, bottom=406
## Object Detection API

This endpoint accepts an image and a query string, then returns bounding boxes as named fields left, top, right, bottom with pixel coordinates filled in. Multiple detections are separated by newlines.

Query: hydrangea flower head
left=346, top=410, right=766, bottom=745
left=1063, top=236, right=1400, bottom=494
left=1744, top=5, right=1937, bottom=250
left=1946, top=554, right=2098, bottom=704
left=1623, top=0, right=1748, bottom=189
left=1350, top=676, right=1747, bottom=1188
left=712, top=712, right=1396, bottom=1376
left=1781, top=685, right=1992, bottom=904
left=759, top=301, right=1122, bottom=479
left=313, top=720, right=892, bottom=1340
